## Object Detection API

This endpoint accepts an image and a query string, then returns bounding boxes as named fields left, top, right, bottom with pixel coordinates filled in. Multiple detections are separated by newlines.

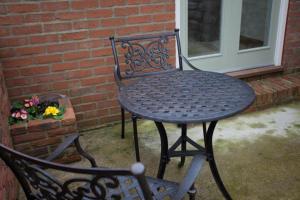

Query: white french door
left=179, top=0, right=282, bottom=72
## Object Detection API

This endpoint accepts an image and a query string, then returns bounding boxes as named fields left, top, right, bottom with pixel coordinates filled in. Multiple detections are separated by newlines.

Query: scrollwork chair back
left=110, top=29, right=184, bottom=85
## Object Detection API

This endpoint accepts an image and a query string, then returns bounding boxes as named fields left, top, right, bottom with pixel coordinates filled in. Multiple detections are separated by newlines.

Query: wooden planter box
left=10, top=94, right=81, bottom=163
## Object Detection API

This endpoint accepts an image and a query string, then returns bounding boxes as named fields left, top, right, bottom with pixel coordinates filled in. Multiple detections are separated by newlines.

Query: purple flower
left=31, top=96, right=40, bottom=106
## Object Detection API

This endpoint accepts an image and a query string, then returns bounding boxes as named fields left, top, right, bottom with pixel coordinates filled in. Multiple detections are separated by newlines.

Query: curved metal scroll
left=11, top=158, right=121, bottom=200
left=121, top=36, right=173, bottom=77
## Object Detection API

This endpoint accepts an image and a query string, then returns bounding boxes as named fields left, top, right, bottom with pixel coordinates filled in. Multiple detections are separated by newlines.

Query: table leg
left=178, top=124, right=187, bottom=168
left=121, top=108, right=125, bottom=139
left=132, top=115, right=140, bottom=162
left=155, top=121, right=169, bottom=179
left=204, top=121, right=232, bottom=200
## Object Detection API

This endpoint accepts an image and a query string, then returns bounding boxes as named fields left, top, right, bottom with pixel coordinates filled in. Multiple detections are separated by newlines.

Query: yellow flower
left=43, top=106, right=60, bottom=116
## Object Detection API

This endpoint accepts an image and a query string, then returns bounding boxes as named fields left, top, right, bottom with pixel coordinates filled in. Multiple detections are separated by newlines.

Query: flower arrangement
left=9, top=95, right=65, bottom=125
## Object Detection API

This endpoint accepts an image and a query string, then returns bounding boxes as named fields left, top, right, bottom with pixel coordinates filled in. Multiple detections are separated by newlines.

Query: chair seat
left=81, top=175, right=179, bottom=200
left=118, top=176, right=179, bottom=200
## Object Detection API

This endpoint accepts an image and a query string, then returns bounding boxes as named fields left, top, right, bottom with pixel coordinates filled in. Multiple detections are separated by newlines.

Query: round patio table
left=118, top=70, right=255, bottom=200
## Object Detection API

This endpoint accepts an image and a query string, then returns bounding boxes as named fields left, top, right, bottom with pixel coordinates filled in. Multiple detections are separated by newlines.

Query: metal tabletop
left=118, top=70, right=255, bottom=124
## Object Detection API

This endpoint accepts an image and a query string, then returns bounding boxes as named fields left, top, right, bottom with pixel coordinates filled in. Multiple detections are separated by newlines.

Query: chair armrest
left=172, top=154, right=206, bottom=200
left=46, top=133, right=98, bottom=168
left=46, top=134, right=80, bottom=162
left=181, top=55, right=202, bottom=71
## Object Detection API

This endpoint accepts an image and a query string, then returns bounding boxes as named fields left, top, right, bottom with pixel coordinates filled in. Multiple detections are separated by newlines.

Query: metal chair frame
left=110, top=29, right=199, bottom=162
left=0, top=134, right=205, bottom=200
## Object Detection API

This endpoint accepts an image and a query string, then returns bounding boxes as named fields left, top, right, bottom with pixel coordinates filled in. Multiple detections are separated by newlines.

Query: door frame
left=175, top=0, right=289, bottom=70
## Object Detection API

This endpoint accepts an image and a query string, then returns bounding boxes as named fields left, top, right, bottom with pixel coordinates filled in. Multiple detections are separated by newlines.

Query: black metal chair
left=110, top=29, right=198, bottom=162
left=0, top=134, right=205, bottom=200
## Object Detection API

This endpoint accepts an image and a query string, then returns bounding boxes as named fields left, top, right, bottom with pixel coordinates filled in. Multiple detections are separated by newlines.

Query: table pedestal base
left=155, top=121, right=232, bottom=200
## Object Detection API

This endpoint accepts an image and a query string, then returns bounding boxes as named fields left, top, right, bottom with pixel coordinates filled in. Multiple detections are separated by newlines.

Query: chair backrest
left=110, top=29, right=183, bottom=85
left=0, top=144, right=152, bottom=200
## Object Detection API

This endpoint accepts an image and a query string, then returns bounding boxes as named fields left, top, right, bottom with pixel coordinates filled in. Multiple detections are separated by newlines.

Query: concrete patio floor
left=19, top=102, right=299, bottom=199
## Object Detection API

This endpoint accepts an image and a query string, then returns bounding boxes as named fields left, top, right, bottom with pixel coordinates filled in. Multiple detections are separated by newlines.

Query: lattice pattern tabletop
left=119, top=70, right=255, bottom=123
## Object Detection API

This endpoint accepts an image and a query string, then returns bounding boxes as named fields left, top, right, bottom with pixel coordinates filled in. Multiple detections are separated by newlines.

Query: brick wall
left=0, top=63, right=18, bottom=199
left=282, top=0, right=300, bottom=72
left=0, top=0, right=299, bottom=131
left=0, top=0, right=175, bottom=130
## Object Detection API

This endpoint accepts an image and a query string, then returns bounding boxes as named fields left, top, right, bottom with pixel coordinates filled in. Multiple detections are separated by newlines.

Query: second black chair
left=110, top=29, right=199, bottom=162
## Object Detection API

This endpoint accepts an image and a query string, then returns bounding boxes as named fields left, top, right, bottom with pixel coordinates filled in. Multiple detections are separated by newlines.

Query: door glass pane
left=188, top=0, right=222, bottom=57
left=239, top=0, right=273, bottom=50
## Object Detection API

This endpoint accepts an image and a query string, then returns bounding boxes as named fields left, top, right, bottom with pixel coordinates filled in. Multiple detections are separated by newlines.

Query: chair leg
left=132, top=115, right=140, bottom=162
left=121, top=108, right=125, bottom=139
left=178, top=124, right=187, bottom=167
left=188, top=184, right=197, bottom=200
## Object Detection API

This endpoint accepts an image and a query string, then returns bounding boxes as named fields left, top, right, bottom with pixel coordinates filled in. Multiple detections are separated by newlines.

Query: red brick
left=2, top=58, right=33, bottom=68
left=31, top=137, right=62, bottom=148
left=28, top=119, right=61, bottom=132
left=0, top=15, right=23, bottom=25
left=20, top=66, right=49, bottom=76
left=34, top=55, right=62, bottom=64
left=115, top=6, right=139, bottom=16
left=61, top=31, right=88, bottom=41
left=13, top=132, right=46, bottom=145
left=8, top=4, right=40, bottom=13
left=93, top=66, right=113, bottom=75
left=99, top=0, right=126, bottom=7
left=41, top=1, right=69, bottom=11
left=74, top=103, right=97, bottom=112
left=81, top=77, right=107, bottom=86
left=56, top=11, right=85, bottom=20
left=72, top=0, right=98, bottom=10
left=0, top=37, right=28, bottom=47
left=153, top=13, right=174, bottom=22
left=6, top=78, right=30, bottom=87
left=141, top=4, right=166, bottom=13
left=89, top=29, right=114, bottom=38
left=52, top=81, right=78, bottom=90
left=101, top=18, right=126, bottom=27
left=0, top=5, right=7, bottom=14
left=73, top=20, right=100, bottom=29
left=12, top=25, right=42, bottom=35
left=52, top=62, right=79, bottom=72
left=140, top=24, right=165, bottom=32
left=92, top=47, right=112, bottom=57
left=31, top=73, right=65, bottom=84
left=15, top=46, right=45, bottom=56
left=79, top=58, right=104, bottom=68
left=64, top=51, right=90, bottom=61
left=82, top=94, right=107, bottom=103
left=68, top=69, right=92, bottom=79
left=44, top=22, right=72, bottom=32
left=3, top=70, right=19, bottom=78
left=0, top=49, right=15, bottom=58
left=24, top=13, right=55, bottom=23
left=116, top=26, right=139, bottom=36
left=86, top=9, right=113, bottom=18
left=0, top=27, right=9, bottom=37
left=30, top=35, right=59, bottom=44
left=47, top=43, right=77, bottom=53
left=77, top=40, right=102, bottom=50
left=127, top=15, right=152, bottom=24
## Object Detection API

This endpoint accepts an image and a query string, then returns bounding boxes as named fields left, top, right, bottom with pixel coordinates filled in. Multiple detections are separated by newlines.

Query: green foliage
left=9, top=96, right=65, bottom=125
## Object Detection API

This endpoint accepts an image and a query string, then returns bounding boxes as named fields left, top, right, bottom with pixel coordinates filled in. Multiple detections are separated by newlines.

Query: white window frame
left=175, top=0, right=289, bottom=67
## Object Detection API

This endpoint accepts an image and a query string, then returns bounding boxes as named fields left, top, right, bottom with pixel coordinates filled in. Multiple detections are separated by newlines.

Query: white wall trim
left=175, top=0, right=181, bottom=68
left=274, top=0, right=289, bottom=66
